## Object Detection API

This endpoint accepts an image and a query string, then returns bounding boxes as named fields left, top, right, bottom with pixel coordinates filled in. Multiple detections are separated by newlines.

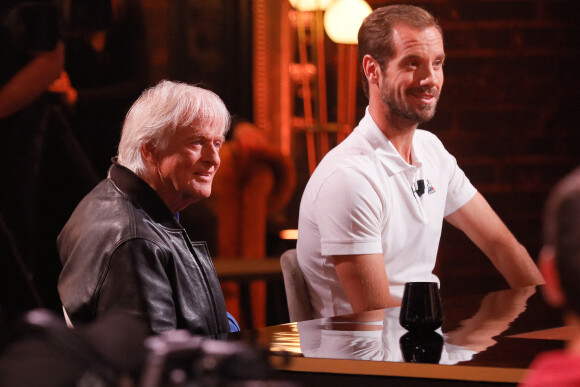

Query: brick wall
left=363, top=0, right=579, bottom=292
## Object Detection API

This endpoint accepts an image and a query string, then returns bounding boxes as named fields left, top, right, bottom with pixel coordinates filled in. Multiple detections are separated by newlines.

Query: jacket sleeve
left=97, top=238, right=177, bottom=334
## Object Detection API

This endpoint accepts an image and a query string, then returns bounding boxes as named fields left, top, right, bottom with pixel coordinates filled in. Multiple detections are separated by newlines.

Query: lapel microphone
left=415, top=179, right=425, bottom=197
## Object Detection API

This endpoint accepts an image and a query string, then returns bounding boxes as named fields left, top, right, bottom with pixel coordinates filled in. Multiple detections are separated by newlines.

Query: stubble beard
left=380, top=85, right=438, bottom=125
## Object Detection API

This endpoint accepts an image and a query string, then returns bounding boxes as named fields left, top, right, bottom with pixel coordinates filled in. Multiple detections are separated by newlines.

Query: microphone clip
left=413, top=179, right=425, bottom=197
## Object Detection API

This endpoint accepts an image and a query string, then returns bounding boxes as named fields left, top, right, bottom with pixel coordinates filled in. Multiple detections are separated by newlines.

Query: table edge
left=271, top=356, right=526, bottom=383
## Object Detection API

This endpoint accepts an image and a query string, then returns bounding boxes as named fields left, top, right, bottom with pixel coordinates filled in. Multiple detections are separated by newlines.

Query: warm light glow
left=279, top=229, right=298, bottom=240
left=323, top=0, right=372, bottom=44
left=289, top=0, right=333, bottom=12
left=269, top=326, right=303, bottom=355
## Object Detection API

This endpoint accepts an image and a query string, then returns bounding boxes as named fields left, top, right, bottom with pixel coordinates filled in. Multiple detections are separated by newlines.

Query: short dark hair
left=543, top=167, right=580, bottom=316
left=357, top=4, right=443, bottom=98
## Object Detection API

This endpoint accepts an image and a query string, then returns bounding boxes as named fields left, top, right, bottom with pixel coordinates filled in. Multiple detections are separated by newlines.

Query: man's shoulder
left=70, top=179, right=130, bottom=222
left=319, top=132, right=380, bottom=171
left=311, top=151, right=379, bottom=188
left=302, top=131, right=383, bottom=197
left=60, top=179, right=144, bottom=244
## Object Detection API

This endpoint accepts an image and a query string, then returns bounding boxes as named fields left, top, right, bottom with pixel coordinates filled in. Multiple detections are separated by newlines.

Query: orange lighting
left=289, top=0, right=333, bottom=11
left=323, top=0, right=372, bottom=44
left=280, top=229, right=299, bottom=240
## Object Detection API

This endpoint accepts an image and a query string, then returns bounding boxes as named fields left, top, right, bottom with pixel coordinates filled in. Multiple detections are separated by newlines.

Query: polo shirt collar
left=356, top=107, right=423, bottom=176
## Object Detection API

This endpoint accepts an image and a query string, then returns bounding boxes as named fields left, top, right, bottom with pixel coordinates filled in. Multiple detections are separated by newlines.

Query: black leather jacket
left=57, top=162, right=230, bottom=335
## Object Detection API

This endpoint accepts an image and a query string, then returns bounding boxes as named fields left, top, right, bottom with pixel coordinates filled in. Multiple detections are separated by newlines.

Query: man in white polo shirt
left=297, top=4, right=544, bottom=319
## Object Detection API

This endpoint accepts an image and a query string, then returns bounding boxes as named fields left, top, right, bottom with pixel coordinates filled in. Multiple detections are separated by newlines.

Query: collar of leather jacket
left=109, top=160, right=181, bottom=230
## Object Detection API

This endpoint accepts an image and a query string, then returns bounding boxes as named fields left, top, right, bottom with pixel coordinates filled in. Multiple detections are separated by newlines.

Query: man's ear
left=141, top=142, right=155, bottom=162
left=539, top=246, right=565, bottom=308
left=362, top=55, right=381, bottom=87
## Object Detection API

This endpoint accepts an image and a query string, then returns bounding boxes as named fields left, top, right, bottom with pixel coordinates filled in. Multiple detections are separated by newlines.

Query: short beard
left=380, top=85, right=439, bottom=125
left=386, top=99, right=437, bottom=124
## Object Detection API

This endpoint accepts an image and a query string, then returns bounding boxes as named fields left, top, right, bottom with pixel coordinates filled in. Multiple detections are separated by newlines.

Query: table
left=212, top=257, right=283, bottom=282
left=213, top=257, right=284, bottom=329
left=227, top=285, right=566, bottom=386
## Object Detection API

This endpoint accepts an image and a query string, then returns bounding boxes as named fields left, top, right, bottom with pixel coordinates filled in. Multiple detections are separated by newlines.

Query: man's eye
left=434, top=60, right=444, bottom=67
left=190, top=139, right=203, bottom=148
left=214, top=140, right=223, bottom=149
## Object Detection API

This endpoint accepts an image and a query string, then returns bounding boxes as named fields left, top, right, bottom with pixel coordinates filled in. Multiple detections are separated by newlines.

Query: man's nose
left=203, top=144, right=220, bottom=165
left=419, top=66, right=441, bottom=87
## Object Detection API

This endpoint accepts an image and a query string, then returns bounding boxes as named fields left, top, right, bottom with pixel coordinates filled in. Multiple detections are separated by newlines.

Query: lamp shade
left=289, top=0, right=333, bottom=11
left=323, top=0, right=372, bottom=44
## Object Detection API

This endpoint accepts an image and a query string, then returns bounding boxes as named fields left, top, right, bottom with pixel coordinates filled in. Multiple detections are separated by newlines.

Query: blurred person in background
left=520, top=166, right=580, bottom=386
left=0, top=0, right=68, bottom=319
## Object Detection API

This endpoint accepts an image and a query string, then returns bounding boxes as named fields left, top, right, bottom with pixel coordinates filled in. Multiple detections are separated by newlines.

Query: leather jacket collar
left=109, top=160, right=180, bottom=229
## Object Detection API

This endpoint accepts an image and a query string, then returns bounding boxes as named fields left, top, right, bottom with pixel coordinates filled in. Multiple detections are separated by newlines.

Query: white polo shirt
left=297, top=108, right=477, bottom=319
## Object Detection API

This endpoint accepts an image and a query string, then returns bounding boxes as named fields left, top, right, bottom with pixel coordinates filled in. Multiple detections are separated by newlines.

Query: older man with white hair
left=58, top=80, right=235, bottom=335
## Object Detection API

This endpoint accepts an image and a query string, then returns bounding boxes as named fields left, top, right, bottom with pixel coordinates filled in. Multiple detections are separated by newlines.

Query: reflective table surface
left=228, top=286, right=567, bottom=386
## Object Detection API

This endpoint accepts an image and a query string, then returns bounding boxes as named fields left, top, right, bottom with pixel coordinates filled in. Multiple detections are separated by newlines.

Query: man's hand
left=445, top=192, right=545, bottom=287
left=334, top=253, right=400, bottom=313
left=48, top=71, right=78, bottom=107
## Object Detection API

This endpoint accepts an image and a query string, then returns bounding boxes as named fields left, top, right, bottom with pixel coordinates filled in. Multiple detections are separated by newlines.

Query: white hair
left=117, top=80, right=231, bottom=175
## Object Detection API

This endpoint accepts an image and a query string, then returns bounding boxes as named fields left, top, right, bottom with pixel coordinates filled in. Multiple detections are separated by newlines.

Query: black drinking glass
left=399, top=282, right=443, bottom=332
left=399, top=330, right=444, bottom=364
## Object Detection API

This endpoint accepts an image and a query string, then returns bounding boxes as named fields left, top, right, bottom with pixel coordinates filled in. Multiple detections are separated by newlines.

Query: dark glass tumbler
left=400, top=330, right=444, bottom=364
left=399, top=282, right=443, bottom=332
